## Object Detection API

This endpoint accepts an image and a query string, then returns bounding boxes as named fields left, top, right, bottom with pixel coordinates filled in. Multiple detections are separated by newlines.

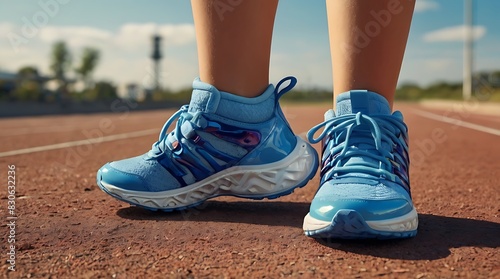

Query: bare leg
left=327, top=0, right=415, bottom=108
left=191, top=0, right=278, bottom=97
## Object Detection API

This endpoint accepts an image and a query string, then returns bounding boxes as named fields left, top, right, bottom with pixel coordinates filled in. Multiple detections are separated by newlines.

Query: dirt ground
left=1, top=103, right=499, bottom=278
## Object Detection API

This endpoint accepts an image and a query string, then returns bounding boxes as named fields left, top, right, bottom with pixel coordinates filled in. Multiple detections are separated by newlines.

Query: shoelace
left=307, top=112, right=408, bottom=182
left=149, top=105, right=205, bottom=158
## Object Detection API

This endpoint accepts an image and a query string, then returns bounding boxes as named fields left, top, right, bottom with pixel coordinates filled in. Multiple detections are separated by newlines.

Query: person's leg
left=303, top=0, right=418, bottom=239
left=328, top=0, right=415, bottom=108
left=97, top=0, right=319, bottom=211
left=192, top=0, right=278, bottom=97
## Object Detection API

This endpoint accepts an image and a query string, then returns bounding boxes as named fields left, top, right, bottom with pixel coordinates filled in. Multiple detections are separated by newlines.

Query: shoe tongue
left=188, top=78, right=222, bottom=114
left=333, top=91, right=392, bottom=177
left=336, top=90, right=391, bottom=116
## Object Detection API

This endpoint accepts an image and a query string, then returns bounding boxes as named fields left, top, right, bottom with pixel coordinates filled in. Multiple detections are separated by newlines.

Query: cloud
left=0, top=22, right=197, bottom=90
left=423, top=25, right=487, bottom=42
left=114, top=23, right=195, bottom=52
left=39, top=26, right=112, bottom=48
left=0, top=22, right=16, bottom=34
left=34, top=23, right=195, bottom=50
left=414, top=0, right=439, bottom=13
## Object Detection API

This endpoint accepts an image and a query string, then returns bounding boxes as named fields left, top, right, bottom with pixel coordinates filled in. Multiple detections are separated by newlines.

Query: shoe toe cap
left=96, top=154, right=182, bottom=192
left=309, top=198, right=413, bottom=223
left=97, top=163, right=150, bottom=192
left=309, top=179, right=414, bottom=222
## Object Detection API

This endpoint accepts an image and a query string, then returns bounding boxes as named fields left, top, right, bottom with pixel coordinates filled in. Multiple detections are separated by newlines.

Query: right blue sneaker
left=303, top=91, right=418, bottom=239
left=97, top=76, right=318, bottom=211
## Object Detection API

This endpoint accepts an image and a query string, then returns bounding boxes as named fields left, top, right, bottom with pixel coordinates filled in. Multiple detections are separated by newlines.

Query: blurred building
left=474, top=72, right=500, bottom=88
left=0, top=70, right=52, bottom=99
left=0, top=71, right=17, bottom=96
left=117, top=83, right=150, bottom=101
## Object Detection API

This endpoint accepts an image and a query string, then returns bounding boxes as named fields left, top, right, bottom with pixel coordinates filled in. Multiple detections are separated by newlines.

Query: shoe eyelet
left=172, top=141, right=180, bottom=151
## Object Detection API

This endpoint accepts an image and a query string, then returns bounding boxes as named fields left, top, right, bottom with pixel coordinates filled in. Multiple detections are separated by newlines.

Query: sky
left=0, top=0, right=499, bottom=91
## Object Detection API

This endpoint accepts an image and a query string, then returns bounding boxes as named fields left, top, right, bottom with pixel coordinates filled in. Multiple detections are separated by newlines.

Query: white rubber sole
left=100, top=137, right=317, bottom=210
left=303, top=208, right=419, bottom=232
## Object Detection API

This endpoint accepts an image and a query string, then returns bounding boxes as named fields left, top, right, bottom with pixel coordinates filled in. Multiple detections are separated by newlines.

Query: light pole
left=151, top=35, right=163, bottom=91
left=463, top=0, right=473, bottom=100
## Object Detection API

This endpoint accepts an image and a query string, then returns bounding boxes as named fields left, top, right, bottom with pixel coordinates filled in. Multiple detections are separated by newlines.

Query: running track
left=0, top=102, right=499, bottom=278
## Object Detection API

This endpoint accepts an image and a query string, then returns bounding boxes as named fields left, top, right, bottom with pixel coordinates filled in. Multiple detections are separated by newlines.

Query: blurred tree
left=50, top=41, right=72, bottom=88
left=14, top=66, right=42, bottom=101
left=85, top=81, right=117, bottom=101
left=18, top=66, right=39, bottom=78
left=281, top=88, right=332, bottom=102
left=75, top=47, right=100, bottom=90
left=491, top=71, right=500, bottom=87
left=396, top=83, right=422, bottom=101
left=424, top=81, right=462, bottom=100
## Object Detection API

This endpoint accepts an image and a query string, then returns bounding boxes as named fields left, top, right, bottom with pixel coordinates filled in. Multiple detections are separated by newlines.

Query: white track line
left=1, top=125, right=80, bottom=137
left=0, top=128, right=158, bottom=158
left=412, top=109, right=500, bottom=136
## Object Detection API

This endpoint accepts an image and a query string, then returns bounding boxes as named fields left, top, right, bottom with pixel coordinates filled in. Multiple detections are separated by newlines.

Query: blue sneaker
left=303, top=91, right=418, bottom=239
left=97, top=77, right=318, bottom=211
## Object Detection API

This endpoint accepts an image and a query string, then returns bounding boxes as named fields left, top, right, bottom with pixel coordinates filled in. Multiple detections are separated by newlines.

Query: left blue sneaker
left=97, top=76, right=318, bottom=211
left=303, top=91, right=418, bottom=239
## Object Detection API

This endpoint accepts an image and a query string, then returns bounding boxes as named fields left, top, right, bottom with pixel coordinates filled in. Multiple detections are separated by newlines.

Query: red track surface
left=0, top=102, right=499, bottom=278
